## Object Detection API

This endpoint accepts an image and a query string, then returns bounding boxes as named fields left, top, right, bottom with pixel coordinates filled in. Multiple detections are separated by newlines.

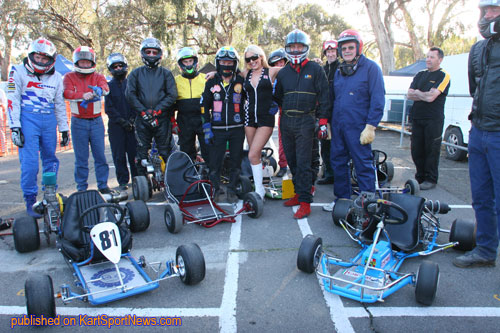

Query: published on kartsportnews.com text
left=10, top=314, right=182, bottom=328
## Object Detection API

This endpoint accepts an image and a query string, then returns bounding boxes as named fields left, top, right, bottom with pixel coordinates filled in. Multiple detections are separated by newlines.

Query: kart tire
left=405, top=179, right=420, bottom=195
left=266, top=156, right=278, bottom=176
left=244, top=192, right=263, bottom=219
left=383, top=161, right=394, bottom=183
left=297, top=234, right=323, bottom=273
left=236, top=175, right=253, bottom=198
left=445, top=127, right=467, bottom=161
left=25, top=274, right=56, bottom=319
left=176, top=243, right=206, bottom=285
left=132, top=176, right=150, bottom=201
left=415, top=261, right=439, bottom=306
left=449, top=218, right=476, bottom=251
left=164, top=203, right=183, bottom=234
left=126, top=200, right=150, bottom=232
left=332, top=199, right=354, bottom=227
left=13, top=215, right=40, bottom=253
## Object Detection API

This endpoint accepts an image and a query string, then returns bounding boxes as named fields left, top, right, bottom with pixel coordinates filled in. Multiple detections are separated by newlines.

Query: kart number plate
left=90, top=222, right=122, bottom=264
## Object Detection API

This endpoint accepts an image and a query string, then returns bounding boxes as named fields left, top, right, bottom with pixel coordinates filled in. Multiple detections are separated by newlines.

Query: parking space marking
left=309, top=203, right=472, bottom=209
left=347, top=306, right=500, bottom=318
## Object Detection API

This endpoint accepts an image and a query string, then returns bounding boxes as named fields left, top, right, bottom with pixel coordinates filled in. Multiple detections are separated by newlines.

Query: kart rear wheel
left=404, top=179, right=420, bottom=195
left=449, top=218, right=476, bottom=251
left=236, top=175, right=253, bottom=198
left=382, top=161, right=394, bottom=183
left=415, top=261, right=439, bottom=306
left=164, top=203, right=183, bottom=234
left=132, top=176, right=150, bottom=201
left=126, top=200, right=150, bottom=232
left=25, top=274, right=56, bottom=319
left=332, top=199, right=353, bottom=227
left=176, top=243, right=206, bottom=285
left=297, top=234, right=322, bottom=273
left=13, top=215, right=40, bottom=253
left=244, top=192, right=263, bottom=218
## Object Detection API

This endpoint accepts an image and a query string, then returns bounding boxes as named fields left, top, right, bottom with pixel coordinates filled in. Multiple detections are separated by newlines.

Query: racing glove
left=60, top=131, right=70, bottom=147
left=88, top=85, right=103, bottom=98
left=202, top=123, right=214, bottom=145
left=317, top=118, right=329, bottom=140
left=170, top=116, right=180, bottom=135
left=117, top=117, right=134, bottom=131
left=11, top=127, right=24, bottom=148
left=141, top=109, right=154, bottom=122
left=360, top=124, right=376, bottom=145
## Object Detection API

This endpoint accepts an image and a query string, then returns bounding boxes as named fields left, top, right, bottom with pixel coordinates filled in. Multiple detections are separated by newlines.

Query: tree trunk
left=0, top=38, right=12, bottom=81
left=396, top=0, right=425, bottom=61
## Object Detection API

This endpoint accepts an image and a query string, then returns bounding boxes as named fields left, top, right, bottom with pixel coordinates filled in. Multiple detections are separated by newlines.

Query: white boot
left=251, top=163, right=265, bottom=200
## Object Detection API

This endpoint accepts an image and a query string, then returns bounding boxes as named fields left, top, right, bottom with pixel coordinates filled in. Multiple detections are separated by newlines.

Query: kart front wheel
left=132, top=176, right=150, bottom=201
left=415, top=261, right=439, bottom=306
left=164, top=203, right=183, bottom=234
left=244, top=192, right=263, bottom=218
left=332, top=199, right=353, bottom=227
left=297, top=234, right=323, bottom=273
left=13, top=215, right=40, bottom=253
left=126, top=200, right=150, bottom=232
left=176, top=243, right=206, bottom=285
left=404, top=179, right=420, bottom=195
left=236, top=176, right=252, bottom=198
left=449, top=218, right=476, bottom=251
left=25, top=274, right=56, bottom=319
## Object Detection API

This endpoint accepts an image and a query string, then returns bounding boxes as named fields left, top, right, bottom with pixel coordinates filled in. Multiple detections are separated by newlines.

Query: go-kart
left=24, top=190, right=205, bottom=318
left=163, top=151, right=263, bottom=233
left=298, top=193, right=476, bottom=305
left=132, top=141, right=165, bottom=201
left=12, top=173, right=131, bottom=253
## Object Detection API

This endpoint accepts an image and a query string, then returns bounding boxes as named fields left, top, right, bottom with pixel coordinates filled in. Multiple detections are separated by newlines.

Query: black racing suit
left=201, top=74, right=246, bottom=194
left=274, top=60, right=331, bottom=203
left=320, top=60, right=339, bottom=180
left=126, top=65, right=178, bottom=175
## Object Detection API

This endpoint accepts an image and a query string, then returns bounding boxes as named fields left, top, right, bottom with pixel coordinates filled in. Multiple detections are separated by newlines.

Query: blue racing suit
left=7, top=62, right=69, bottom=199
left=330, top=55, right=385, bottom=199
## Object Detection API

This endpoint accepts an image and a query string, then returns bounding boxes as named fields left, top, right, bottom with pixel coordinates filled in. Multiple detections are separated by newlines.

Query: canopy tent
left=389, top=59, right=426, bottom=76
left=55, top=54, right=73, bottom=75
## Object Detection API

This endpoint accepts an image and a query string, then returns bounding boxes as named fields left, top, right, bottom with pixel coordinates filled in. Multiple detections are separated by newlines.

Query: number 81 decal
left=91, top=222, right=122, bottom=264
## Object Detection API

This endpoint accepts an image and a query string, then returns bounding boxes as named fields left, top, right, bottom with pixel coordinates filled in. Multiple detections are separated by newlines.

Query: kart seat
left=57, top=190, right=132, bottom=263
left=165, top=151, right=208, bottom=202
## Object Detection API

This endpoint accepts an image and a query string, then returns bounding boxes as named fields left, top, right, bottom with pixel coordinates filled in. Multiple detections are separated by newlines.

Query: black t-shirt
left=409, top=69, right=450, bottom=119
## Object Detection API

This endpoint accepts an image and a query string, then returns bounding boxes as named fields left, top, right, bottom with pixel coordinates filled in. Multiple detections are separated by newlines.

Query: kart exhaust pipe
left=102, top=191, right=129, bottom=203
left=425, top=200, right=450, bottom=214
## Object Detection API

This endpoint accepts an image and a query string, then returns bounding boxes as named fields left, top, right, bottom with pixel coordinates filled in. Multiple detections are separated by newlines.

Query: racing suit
left=330, top=54, right=385, bottom=199
left=274, top=59, right=331, bottom=203
left=63, top=71, right=110, bottom=191
left=201, top=74, right=246, bottom=195
left=320, top=60, right=339, bottom=181
left=126, top=65, right=178, bottom=175
left=7, top=61, right=69, bottom=201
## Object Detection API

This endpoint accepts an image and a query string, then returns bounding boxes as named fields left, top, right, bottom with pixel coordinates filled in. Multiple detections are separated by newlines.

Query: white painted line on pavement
left=347, top=306, right=500, bottom=318
left=310, top=203, right=473, bottom=209
left=293, top=206, right=355, bottom=333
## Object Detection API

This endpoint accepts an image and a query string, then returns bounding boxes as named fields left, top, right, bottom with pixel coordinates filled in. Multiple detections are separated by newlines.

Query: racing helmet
left=26, top=38, right=57, bottom=75
left=268, top=48, right=288, bottom=67
left=140, top=37, right=163, bottom=68
left=106, top=53, right=128, bottom=78
left=322, top=40, right=338, bottom=56
left=337, top=29, right=363, bottom=58
left=177, top=47, right=198, bottom=78
left=73, top=46, right=96, bottom=74
left=215, top=46, right=239, bottom=78
left=284, top=29, right=310, bottom=65
left=479, top=0, right=500, bottom=38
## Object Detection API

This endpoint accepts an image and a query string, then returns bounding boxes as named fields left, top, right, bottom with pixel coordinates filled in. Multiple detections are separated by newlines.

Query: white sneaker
left=323, top=201, right=335, bottom=212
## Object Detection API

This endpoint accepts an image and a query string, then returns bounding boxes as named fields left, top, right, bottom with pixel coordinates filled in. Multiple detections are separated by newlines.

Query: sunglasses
left=245, top=55, right=260, bottom=63
left=341, top=46, right=356, bottom=51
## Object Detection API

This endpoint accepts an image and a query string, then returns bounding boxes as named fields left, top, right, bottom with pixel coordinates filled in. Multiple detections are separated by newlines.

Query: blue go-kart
left=24, top=190, right=205, bottom=318
left=297, top=193, right=475, bottom=305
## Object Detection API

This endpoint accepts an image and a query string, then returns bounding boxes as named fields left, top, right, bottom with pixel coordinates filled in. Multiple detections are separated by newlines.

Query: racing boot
left=25, top=195, right=42, bottom=219
left=251, top=163, right=265, bottom=200
left=294, top=202, right=311, bottom=219
left=284, top=193, right=299, bottom=207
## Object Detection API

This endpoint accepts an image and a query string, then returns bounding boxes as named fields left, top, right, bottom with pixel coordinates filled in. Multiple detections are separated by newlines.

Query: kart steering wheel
left=261, top=147, right=274, bottom=159
left=373, top=149, right=387, bottom=166
left=79, top=203, right=125, bottom=231
left=182, top=162, right=205, bottom=183
left=363, top=198, right=408, bottom=224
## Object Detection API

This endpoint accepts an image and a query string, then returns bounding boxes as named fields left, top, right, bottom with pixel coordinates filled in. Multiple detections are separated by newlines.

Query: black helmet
left=140, top=37, right=163, bottom=68
left=284, top=29, right=310, bottom=65
left=268, top=48, right=288, bottom=67
left=177, top=47, right=198, bottom=78
left=215, top=46, right=239, bottom=78
left=106, top=53, right=128, bottom=78
left=479, top=0, right=500, bottom=38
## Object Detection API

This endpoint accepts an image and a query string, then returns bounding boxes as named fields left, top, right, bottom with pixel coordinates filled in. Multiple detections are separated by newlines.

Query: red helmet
left=73, top=46, right=96, bottom=74
left=337, top=29, right=363, bottom=58
left=27, top=38, right=57, bottom=75
left=322, top=40, right=338, bottom=56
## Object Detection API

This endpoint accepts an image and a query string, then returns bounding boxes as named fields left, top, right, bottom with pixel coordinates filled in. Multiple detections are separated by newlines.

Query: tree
left=0, top=0, right=28, bottom=80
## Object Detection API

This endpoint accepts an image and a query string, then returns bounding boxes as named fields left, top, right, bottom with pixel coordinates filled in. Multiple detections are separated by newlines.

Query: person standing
left=64, top=46, right=110, bottom=194
left=104, top=53, right=137, bottom=191
left=7, top=38, right=69, bottom=217
left=274, top=29, right=331, bottom=219
left=324, top=29, right=385, bottom=212
left=407, top=47, right=450, bottom=190
left=454, top=1, right=500, bottom=268
left=126, top=38, right=178, bottom=176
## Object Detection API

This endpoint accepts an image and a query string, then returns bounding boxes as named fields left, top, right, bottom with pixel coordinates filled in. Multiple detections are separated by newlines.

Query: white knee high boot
left=251, top=163, right=265, bottom=199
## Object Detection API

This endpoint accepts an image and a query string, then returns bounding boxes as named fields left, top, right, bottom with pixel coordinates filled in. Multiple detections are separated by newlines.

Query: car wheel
left=445, top=127, right=467, bottom=161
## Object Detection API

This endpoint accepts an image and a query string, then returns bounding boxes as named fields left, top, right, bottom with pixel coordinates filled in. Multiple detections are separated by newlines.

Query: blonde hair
left=244, top=45, right=269, bottom=69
